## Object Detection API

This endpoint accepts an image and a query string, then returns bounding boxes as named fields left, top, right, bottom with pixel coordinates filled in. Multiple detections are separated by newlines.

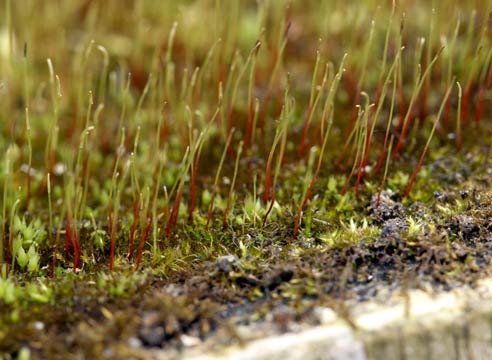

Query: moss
left=2, top=0, right=492, bottom=357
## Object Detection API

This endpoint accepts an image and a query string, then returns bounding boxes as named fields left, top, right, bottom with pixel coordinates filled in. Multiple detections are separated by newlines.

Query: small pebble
left=216, top=255, right=240, bottom=274
left=180, top=334, right=201, bottom=347
left=33, top=321, right=45, bottom=331
left=128, top=336, right=143, bottom=349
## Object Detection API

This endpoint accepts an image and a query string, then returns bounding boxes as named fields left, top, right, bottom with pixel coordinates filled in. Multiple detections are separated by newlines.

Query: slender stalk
left=456, top=82, right=463, bottom=151
left=404, top=81, right=454, bottom=198
left=298, top=50, right=322, bottom=159
left=376, top=136, right=394, bottom=207
left=97, top=45, right=109, bottom=104
left=375, top=50, right=400, bottom=175
left=223, top=141, right=243, bottom=228
left=243, top=41, right=261, bottom=153
left=250, top=98, right=261, bottom=153
left=355, top=49, right=401, bottom=190
left=47, top=174, right=53, bottom=246
left=293, top=56, right=347, bottom=238
left=24, top=108, right=32, bottom=211
left=227, top=41, right=262, bottom=156
left=135, top=215, right=153, bottom=271
left=262, top=118, right=288, bottom=227
left=205, top=129, right=235, bottom=231
left=109, top=128, right=126, bottom=271
left=260, top=21, right=291, bottom=129
left=393, top=47, right=444, bottom=159
left=9, top=199, right=20, bottom=272
left=263, top=79, right=293, bottom=226
left=23, top=43, right=29, bottom=109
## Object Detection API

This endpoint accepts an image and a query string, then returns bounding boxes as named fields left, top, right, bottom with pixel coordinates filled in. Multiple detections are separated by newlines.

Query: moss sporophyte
left=2, top=0, right=492, bottom=357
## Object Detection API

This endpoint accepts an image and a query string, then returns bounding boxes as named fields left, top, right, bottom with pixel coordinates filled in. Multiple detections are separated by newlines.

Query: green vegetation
left=1, top=0, right=492, bottom=358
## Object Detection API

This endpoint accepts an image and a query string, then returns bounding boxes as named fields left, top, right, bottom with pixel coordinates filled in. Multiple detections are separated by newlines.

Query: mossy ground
left=3, top=142, right=492, bottom=359
left=2, top=1, right=492, bottom=359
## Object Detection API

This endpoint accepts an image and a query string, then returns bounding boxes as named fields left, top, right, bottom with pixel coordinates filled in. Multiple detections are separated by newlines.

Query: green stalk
left=205, top=129, right=235, bottom=231
left=24, top=108, right=32, bottom=211
left=404, top=80, right=455, bottom=198
left=223, top=141, right=243, bottom=228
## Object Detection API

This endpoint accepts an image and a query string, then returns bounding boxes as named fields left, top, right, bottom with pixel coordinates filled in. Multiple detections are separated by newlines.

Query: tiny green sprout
left=91, top=232, right=106, bottom=251
left=201, top=189, right=212, bottom=208
left=338, top=218, right=380, bottom=244
left=388, top=171, right=410, bottom=190
left=26, top=246, right=40, bottom=273
left=9, top=216, right=45, bottom=272
left=18, top=347, right=31, bottom=360
left=27, top=281, right=52, bottom=303
left=348, top=218, right=360, bottom=234
left=334, top=192, right=354, bottom=213
left=407, top=217, right=424, bottom=238
left=12, top=237, right=24, bottom=266
left=98, top=272, right=147, bottom=298
left=0, top=277, right=18, bottom=304
left=318, top=229, right=340, bottom=247
left=436, top=204, right=453, bottom=216
left=13, top=241, right=40, bottom=272
left=89, top=211, right=106, bottom=251
left=10, top=309, right=20, bottom=323
left=327, top=177, right=338, bottom=194
left=14, top=216, right=47, bottom=247
left=242, top=195, right=265, bottom=223
left=238, top=240, right=248, bottom=259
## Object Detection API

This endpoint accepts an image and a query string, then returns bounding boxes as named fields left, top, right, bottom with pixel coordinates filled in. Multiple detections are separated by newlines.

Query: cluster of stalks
left=0, top=0, right=491, bottom=274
